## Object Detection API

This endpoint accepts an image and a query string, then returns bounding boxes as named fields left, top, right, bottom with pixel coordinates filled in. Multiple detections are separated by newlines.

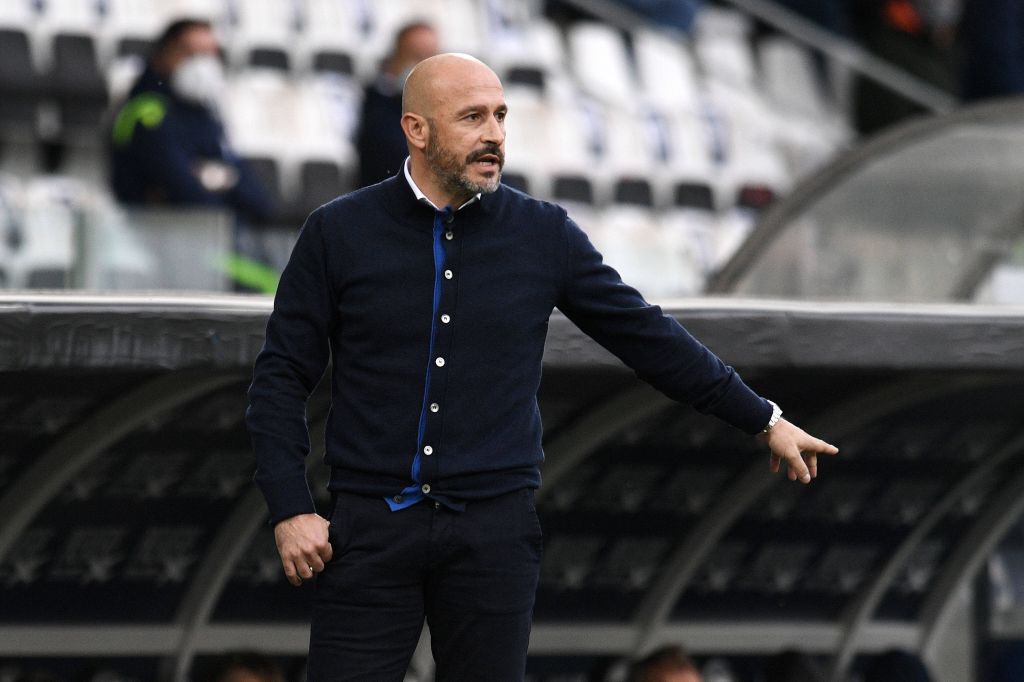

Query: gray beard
left=425, top=134, right=501, bottom=203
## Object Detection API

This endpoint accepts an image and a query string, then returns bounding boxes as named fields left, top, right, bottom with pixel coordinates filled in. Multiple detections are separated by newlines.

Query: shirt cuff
left=257, top=473, right=317, bottom=526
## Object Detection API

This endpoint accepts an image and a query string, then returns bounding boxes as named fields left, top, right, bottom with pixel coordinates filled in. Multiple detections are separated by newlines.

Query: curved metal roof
left=1, top=294, right=1024, bottom=681
left=708, top=99, right=1024, bottom=305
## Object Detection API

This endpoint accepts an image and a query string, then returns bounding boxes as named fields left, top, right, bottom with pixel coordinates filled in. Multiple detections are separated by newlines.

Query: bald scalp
left=402, top=52, right=501, bottom=118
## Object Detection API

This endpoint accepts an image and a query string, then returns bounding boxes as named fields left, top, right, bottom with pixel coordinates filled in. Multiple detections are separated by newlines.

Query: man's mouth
left=468, top=149, right=503, bottom=170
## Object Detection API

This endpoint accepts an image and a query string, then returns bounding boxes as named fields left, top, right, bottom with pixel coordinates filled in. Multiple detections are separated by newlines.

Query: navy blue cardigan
left=246, top=174, right=772, bottom=524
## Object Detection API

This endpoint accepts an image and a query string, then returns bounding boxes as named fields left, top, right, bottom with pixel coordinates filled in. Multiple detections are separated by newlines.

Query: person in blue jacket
left=247, top=53, right=839, bottom=681
left=109, top=19, right=272, bottom=224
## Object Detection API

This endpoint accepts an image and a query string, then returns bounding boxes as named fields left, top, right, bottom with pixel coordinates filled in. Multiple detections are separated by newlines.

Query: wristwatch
left=762, top=400, right=783, bottom=433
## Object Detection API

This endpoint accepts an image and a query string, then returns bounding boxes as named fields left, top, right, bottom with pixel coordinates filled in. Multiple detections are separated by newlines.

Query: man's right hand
left=274, top=513, right=333, bottom=586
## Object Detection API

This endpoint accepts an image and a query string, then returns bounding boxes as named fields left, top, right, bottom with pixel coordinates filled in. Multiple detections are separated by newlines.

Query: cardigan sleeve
left=555, top=216, right=772, bottom=434
left=246, top=208, right=336, bottom=524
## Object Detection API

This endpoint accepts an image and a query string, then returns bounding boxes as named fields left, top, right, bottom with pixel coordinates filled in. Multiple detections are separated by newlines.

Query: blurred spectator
left=960, top=0, right=1024, bottom=101
left=204, top=651, right=285, bottom=682
left=863, top=649, right=933, bottom=682
left=355, top=21, right=440, bottom=187
left=628, top=645, right=702, bottom=682
left=762, top=650, right=826, bottom=682
left=108, top=18, right=272, bottom=224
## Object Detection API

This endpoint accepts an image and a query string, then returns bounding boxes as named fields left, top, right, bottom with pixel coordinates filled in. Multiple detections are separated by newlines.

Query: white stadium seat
left=634, top=28, right=702, bottom=115
left=566, top=22, right=636, bottom=111
left=227, top=0, right=299, bottom=71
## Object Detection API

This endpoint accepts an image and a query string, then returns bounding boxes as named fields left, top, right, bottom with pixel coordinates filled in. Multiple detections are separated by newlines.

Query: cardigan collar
left=380, top=166, right=498, bottom=233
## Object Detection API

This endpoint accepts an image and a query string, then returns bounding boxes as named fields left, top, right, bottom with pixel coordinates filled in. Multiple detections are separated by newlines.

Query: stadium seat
left=660, top=207, right=717, bottom=295
left=501, top=86, right=557, bottom=198
left=228, top=0, right=298, bottom=72
left=601, top=107, right=660, bottom=207
left=298, top=159, right=346, bottom=215
left=540, top=536, right=605, bottom=590
left=738, top=541, right=817, bottom=593
left=311, top=51, right=355, bottom=78
left=0, top=28, right=45, bottom=134
left=591, top=537, right=670, bottom=590
left=7, top=176, right=79, bottom=288
left=500, top=171, right=530, bottom=194
left=804, top=544, right=880, bottom=594
left=758, top=35, right=828, bottom=122
left=757, top=35, right=850, bottom=174
left=566, top=22, right=635, bottom=111
left=0, top=174, right=22, bottom=287
left=633, top=28, right=702, bottom=115
left=241, top=155, right=289, bottom=225
left=651, top=111, right=717, bottom=208
left=596, top=204, right=681, bottom=298
left=428, top=0, right=485, bottom=57
left=694, top=8, right=758, bottom=94
left=491, top=17, right=568, bottom=81
left=160, top=0, right=227, bottom=24
left=297, top=0, right=361, bottom=75
left=58, top=141, right=107, bottom=188
left=50, top=33, right=110, bottom=134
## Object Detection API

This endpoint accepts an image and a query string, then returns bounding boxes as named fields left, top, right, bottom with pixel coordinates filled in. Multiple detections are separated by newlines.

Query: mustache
left=466, top=145, right=504, bottom=165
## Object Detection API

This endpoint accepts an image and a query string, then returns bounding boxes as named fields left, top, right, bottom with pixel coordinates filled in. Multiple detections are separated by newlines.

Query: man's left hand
left=757, top=419, right=839, bottom=483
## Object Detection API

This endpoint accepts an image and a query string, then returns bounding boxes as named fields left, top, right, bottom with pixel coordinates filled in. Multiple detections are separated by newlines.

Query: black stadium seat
left=242, top=155, right=287, bottom=224
left=50, top=33, right=110, bottom=132
left=298, top=159, right=343, bottom=214
left=0, top=28, right=45, bottom=131
left=501, top=171, right=530, bottom=194
left=117, top=37, right=154, bottom=60
left=552, top=175, right=594, bottom=205
left=674, top=181, right=715, bottom=210
left=312, top=51, right=355, bottom=77
left=249, top=48, right=290, bottom=71
left=613, top=178, right=654, bottom=207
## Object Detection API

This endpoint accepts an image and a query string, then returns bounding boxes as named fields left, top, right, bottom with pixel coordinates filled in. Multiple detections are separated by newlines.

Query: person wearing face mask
left=109, top=18, right=272, bottom=224
left=355, top=21, right=440, bottom=188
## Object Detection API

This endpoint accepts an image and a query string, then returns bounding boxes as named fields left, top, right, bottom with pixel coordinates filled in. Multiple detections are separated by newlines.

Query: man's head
left=388, top=22, right=440, bottom=78
left=401, top=53, right=506, bottom=207
left=151, top=19, right=224, bottom=107
left=628, top=646, right=703, bottom=682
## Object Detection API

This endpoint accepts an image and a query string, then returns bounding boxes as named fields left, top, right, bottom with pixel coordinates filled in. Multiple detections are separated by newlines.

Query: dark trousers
left=308, top=488, right=543, bottom=681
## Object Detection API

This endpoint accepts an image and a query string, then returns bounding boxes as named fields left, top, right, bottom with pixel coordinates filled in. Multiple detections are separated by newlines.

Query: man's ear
left=401, top=113, right=428, bottom=151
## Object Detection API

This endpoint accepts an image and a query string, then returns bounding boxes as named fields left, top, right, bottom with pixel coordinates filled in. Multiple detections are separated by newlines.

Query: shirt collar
left=403, top=157, right=480, bottom=211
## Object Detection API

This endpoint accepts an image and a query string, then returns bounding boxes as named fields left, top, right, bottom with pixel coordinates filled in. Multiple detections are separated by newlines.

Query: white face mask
left=171, top=54, right=225, bottom=109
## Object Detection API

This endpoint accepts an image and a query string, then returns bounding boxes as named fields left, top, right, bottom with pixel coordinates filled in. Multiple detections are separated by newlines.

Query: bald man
left=247, top=54, right=838, bottom=681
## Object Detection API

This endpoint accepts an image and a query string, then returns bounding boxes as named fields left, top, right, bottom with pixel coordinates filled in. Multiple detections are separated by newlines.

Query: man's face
left=423, top=79, right=507, bottom=199
left=166, top=25, right=220, bottom=72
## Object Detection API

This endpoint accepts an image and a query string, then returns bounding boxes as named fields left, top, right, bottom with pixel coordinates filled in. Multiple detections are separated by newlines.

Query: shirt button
left=444, top=269, right=453, bottom=280
left=423, top=445, right=433, bottom=455
left=430, top=403, right=439, bottom=413
left=441, top=314, right=451, bottom=324
left=421, top=483, right=431, bottom=494
left=393, top=495, right=403, bottom=503
left=435, top=357, right=445, bottom=367
left=445, top=231, right=454, bottom=240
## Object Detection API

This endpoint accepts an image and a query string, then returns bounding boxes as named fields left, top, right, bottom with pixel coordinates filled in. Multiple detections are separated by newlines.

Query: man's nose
left=482, top=115, right=504, bottom=145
